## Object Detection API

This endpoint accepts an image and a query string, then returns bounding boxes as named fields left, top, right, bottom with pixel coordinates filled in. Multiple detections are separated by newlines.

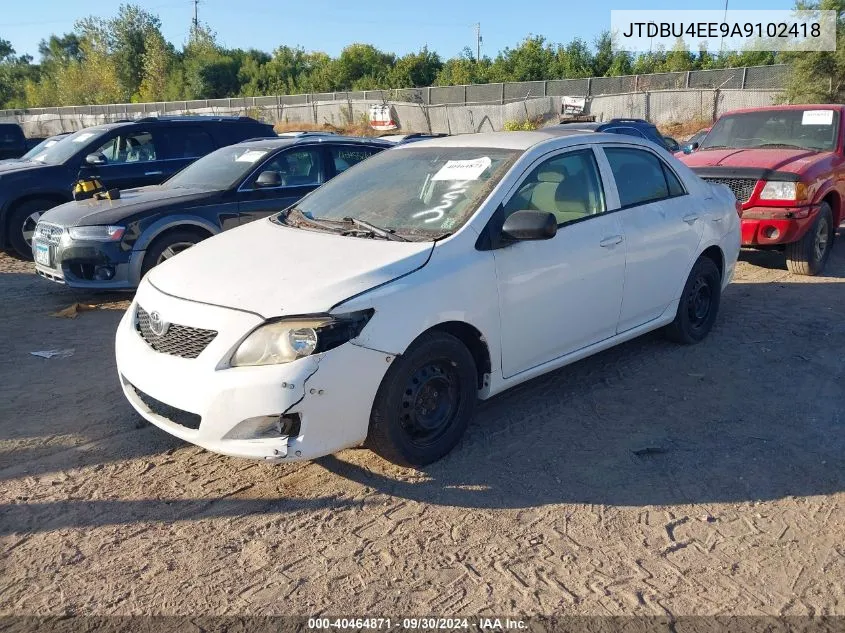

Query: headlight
left=229, top=309, right=374, bottom=367
left=68, top=225, right=125, bottom=241
left=759, top=181, right=806, bottom=201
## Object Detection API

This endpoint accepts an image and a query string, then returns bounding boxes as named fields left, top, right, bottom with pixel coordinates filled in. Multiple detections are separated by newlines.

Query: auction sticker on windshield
left=72, top=132, right=96, bottom=143
left=432, top=157, right=492, bottom=181
left=802, top=110, right=834, bottom=125
left=235, top=150, right=268, bottom=162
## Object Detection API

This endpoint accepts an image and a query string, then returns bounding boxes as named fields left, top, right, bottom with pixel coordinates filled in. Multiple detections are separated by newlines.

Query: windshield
left=165, top=145, right=272, bottom=190
left=286, top=146, right=519, bottom=236
left=21, top=136, right=66, bottom=161
left=31, top=127, right=108, bottom=164
left=700, top=109, right=839, bottom=152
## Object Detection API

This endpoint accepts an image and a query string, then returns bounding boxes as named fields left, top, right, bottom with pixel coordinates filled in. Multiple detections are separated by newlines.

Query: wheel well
left=700, top=245, right=724, bottom=280
left=146, top=223, right=214, bottom=250
left=427, top=321, right=491, bottom=389
left=3, top=194, right=69, bottom=245
left=822, top=191, right=841, bottom=227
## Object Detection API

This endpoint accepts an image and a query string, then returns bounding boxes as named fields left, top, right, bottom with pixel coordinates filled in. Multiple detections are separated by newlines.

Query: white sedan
left=115, top=131, right=741, bottom=466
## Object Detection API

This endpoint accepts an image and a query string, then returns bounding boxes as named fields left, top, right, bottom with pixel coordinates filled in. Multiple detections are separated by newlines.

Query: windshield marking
left=235, top=149, right=268, bottom=162
left=413, top=180, right=470, bottom=224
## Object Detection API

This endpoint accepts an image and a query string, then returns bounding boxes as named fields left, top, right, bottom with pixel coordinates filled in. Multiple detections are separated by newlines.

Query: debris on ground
left=29, top=349, right=75, bottom=359
left=51, top=303, right=99, bottom=318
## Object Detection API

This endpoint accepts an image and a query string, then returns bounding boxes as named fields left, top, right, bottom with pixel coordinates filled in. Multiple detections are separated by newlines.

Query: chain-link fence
left=0, top=64, right=789, bottom=118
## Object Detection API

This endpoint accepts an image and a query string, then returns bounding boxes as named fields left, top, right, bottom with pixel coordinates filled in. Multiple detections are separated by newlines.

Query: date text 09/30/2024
left=307, top=618, right=528, bottom=630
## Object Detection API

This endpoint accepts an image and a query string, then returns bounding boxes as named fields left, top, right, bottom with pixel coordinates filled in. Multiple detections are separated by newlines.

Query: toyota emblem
left=148, top=311, right=169, bottom=336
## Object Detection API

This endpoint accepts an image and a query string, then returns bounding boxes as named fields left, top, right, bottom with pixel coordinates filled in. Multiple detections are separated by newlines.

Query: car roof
left=721, top=104, right=845, bottom=116
left=234, top=135, right=392, bottom=151
left=393, top=130, right=650, bottom=151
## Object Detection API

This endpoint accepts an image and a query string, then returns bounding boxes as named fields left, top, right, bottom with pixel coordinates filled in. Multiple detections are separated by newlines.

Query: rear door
left=597, top=144, right=704, bottom=333
left=86, top=128, right=166, bottom=189
left=237, top=145, right=325, bottom=224
left=159, top=125, right=217, bottom=179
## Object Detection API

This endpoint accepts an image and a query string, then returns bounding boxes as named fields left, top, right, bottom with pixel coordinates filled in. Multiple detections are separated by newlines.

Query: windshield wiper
left=754, top=143, right=812, bottom=150
left=283, top=207, right=347, bottom=232
left=342, top=217, right=409, bottom=242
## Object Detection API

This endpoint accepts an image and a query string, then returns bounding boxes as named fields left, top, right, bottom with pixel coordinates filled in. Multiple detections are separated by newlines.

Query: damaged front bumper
left=115, top=281, right=392, bottom=462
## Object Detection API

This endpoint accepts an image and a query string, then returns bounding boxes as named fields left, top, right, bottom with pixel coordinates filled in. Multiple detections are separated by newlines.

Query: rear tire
left=665, top=256, right=722, bottom=345
left=141, top=228, right=208, bottom=276
left=8, top=199, right=56, bottom=260
left=785, top=203, right=833, bottom=276
left=366, top=331, right=477, bottom=467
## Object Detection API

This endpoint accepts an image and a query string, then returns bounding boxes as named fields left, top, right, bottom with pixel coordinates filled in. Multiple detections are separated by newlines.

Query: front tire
left=785, top=203, right=833, bottom=276
left=665, top=256, right=722, bottom=345
left=141, top=229, right=207, bottom=276
left=366, top=331, right=477, bottom=467
left=8, top=199, right=56, bottom=260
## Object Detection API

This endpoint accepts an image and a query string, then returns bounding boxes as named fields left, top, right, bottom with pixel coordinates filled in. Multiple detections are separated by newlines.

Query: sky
left=0, top=0, right=797, bottom=61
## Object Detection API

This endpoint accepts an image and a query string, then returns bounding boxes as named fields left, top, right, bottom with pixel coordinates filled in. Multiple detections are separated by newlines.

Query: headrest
left=537, top=169, right=565, bottom=183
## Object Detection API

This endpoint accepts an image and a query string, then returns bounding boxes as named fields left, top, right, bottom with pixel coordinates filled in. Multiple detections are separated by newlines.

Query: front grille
left=135, top=305, right=217, bottom=359
left=702, top=177, right=758, bottom=203
left=35, top=222, right=64, bottom=244
left=128, top=381, right=201, bottom=430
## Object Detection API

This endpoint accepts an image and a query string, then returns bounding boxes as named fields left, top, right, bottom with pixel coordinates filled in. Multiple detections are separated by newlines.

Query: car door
left=237, top=146, right=325, bottom=224
left=159, top=125, right=217, bottom=179
left=491, top=147, right=627, bottom=379
left=598, top=145, right=704, bottom=333
left=86, top=129, right=165, bottom=190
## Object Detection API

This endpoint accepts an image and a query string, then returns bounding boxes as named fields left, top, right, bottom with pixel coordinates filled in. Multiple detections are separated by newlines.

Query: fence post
left=586, top=77, right=592, bottom=96
left=634, top=74, right=639, bottom=92
left=543, top=80, right=548, bottom=97
left=501, top=83, right=505, bottom=105
left=741, top=66, right=748, bottom=89
left=685, top=71, right=691, bottom=88
left=463, top=85, right=468, bottom=105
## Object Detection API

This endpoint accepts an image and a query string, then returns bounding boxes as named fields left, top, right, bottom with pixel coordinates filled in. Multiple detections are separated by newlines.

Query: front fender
left=132, top=214, right=221, bottom=252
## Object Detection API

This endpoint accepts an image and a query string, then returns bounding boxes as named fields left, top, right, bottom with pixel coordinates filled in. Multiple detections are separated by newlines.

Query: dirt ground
left=1, top=231, right=844, bottom=619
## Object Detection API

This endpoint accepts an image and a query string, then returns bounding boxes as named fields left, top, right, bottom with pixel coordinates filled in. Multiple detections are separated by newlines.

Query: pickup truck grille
left=701, top=177, right=758, bottom=203
left=135, top=305, right=217, bottom=359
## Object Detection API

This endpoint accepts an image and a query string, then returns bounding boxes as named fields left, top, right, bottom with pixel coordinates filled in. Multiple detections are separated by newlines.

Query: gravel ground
left=1, top=232, right=844, bottom=618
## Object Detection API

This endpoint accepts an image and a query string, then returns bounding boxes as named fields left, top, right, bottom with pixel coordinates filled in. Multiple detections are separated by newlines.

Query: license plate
left=34, top=242, right=51, bottom=267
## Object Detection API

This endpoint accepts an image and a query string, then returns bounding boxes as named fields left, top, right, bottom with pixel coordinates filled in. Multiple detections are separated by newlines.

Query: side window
left=92, top=131, right=157, bottom=164
left=502, top=149, right=606, bottom=226
left=663, top=164, right=686, bottom=197
left=249, top=148, right=322, bottom=188
left=604, top=147, right=670, bottom=207
left=329, top=145, right=379, bottom=174
left=604, top=126, right=647, bottom=140
left=166, top=127, right=215, bottom=159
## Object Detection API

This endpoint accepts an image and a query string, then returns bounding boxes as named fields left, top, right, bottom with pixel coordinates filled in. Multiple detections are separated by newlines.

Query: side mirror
left=664, top=136, right=680, bottom=152
left=501, top=210, right=557, bottom=242
left=85, top=153, right=106, bottom=166
left=255, top=170, right=282, bottom=188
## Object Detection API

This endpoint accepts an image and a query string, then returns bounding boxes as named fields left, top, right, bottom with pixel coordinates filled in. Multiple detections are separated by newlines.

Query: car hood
left=0, top=159, right=52, bottom=176
left=39, top=186, right=217, bottom=227
left=681, top=147, right=829, bottom=174
left=146, top=218, right=435, bottom=318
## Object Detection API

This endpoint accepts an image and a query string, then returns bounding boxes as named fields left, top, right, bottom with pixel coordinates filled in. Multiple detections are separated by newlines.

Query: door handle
left=683, top=214, right=699, bottom=225
left=144, top=171, right=163, bottom=176
left=599, top=235, right=624, bottom=247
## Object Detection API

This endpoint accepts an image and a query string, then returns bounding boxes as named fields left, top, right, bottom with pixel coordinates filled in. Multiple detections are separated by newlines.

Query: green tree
left=784, top=0, right=845, bottom=102
left=435, top=48, right=490, bottom=85
left=0, top=39, right=38, bottom=108
left=489, top=35, right=555, bottom=82
left=137, top=29, right=176, bottom=102
left=333, top=43, right=395, bottom=89
left=389, top=47, right=442, bottom=88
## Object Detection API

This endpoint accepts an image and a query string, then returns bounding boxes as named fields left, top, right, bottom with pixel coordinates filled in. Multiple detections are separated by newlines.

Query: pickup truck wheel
left=785, top=203, right=833, bottom=276
left=141, top=229, right=207, bottom=276
left=366, top=331, right=477, bottom=467
left=8, top=199, right=55, bottom=260
left=665, top=256, right=722, bottom=345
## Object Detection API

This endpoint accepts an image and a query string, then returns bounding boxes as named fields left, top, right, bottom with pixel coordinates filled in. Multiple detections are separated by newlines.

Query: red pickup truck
left=678, top=104, right=841, bottom=275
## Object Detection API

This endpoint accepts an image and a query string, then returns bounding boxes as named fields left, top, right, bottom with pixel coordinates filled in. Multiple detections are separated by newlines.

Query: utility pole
left=475, top=23, right=482, bottom=62
left=192, top=0, right=200, bottom=35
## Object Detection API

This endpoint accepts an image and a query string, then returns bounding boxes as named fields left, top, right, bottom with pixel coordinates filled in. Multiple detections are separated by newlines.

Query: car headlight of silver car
left=229, top=309, right=374, bottom=367
left=67, top=225, right=126, bottom=241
